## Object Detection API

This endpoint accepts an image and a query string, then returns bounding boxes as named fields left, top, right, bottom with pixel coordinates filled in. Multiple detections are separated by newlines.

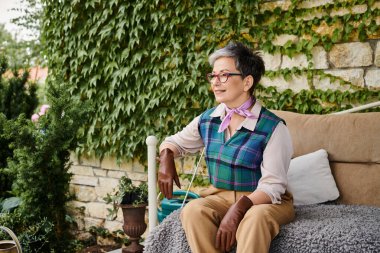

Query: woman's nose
left=211, top=77, right=221, bottom=86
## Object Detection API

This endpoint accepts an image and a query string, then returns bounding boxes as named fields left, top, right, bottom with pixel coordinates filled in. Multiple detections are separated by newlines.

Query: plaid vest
left=198, top=106, right=283, bottom=191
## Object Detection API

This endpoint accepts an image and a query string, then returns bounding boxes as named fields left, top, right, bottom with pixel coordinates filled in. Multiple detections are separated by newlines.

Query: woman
left=158, top=41, right=295, bottom=253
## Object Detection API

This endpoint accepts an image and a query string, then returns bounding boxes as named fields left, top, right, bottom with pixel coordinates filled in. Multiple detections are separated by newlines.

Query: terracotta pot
left=120, top=203, right=147, bottom=253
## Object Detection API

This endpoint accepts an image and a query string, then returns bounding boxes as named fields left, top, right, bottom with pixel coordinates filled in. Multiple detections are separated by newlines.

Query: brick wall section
left=69, top=0, right=380, bottom=242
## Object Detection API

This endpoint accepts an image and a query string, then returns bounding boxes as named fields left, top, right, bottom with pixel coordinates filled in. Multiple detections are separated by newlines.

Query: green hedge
left=41, top=0, right=380, bottom=161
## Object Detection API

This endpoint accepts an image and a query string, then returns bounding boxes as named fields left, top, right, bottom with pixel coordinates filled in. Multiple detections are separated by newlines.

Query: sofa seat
left=144, top=204, right=380, bottom=253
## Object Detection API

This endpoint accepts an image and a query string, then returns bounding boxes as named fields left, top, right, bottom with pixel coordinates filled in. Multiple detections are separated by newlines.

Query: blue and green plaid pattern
left=199, top=107, right=283, bottom=191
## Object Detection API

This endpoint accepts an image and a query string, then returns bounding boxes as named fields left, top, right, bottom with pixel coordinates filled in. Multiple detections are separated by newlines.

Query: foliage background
left=0, top=55, right=38, bottom=199
left=41, top=0, right=380, bottom=162
left=0, top=84, right=90, bottom=252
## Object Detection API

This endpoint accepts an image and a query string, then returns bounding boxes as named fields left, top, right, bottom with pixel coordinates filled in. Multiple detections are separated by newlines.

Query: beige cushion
left=272, top=110, right=380, bottom=163
left=331, top=162, right=380, bottom=207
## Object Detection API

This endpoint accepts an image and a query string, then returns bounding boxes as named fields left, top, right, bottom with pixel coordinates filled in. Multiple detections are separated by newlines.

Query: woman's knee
left=181, top=199, right=206, bottom=221
left=246, top=205, right=272, bottom=222
left=181, top=198, right=223, bottom=225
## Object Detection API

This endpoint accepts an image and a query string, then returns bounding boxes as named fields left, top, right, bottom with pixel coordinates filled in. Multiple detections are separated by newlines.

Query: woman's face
left=211, top=57, right=252, bottom=108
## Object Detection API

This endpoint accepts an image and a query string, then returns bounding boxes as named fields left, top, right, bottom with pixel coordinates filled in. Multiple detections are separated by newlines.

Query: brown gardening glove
left=215, top=195, right=253, bottom=252
left=158, top=148, right=181, bottom=199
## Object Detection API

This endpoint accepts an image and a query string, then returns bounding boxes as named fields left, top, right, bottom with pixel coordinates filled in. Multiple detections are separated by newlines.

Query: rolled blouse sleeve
left=256, top=122, right=293, bottom=204
left=159, top=115, right=204, bottom=157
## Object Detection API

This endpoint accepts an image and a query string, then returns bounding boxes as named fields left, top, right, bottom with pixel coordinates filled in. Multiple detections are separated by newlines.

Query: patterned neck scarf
left=218, top=97, right=256, bottom=133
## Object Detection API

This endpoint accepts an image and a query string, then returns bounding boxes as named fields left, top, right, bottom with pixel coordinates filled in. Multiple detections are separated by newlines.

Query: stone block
left=101, top=156, right=119, bottom=170
left=81, top=156, right=101, bottom=167
left=296, top=9, right=325, bottom=21
left=329, top=42, right=372, bottom=68
left=97, top=236, right=117, bottom=246
left=107, top=170, right=126, bottom=179
left=281, top=54, right=308, bottom=69
left=261, top=76, right=289, bottom=92
left=87, top=202, right=108, bottom=219
left=312, top=46, right=329, bottom=69
left=287, top=75, right=310, bottom=92
left=322, top=69, right=364, bottom=87
left=95, top=187, right=112, bottom=202
left=67, top=200, right=87, bottom=216
left=98, top=177, right=120, bottom=188
left=132, top=159, right=145, bottom=173
left=116, top=208, right=123, bottom=223
left=96, top=177, right=120, bottom=201
left=313, top=76, right=351, bottom=91
left=298, top=0, right=333, bottom=9
left=273, top=34, right=298, bottom=46
left=365, top=69, right=380, bottom=88
left=260, top=0, right=291, bottom=12
left=375, top=42, right=380, bottom=67
left=84, top=217, right=104, bottom=230
left=126, top=172, right=148, bottom=182
left=261, top=51, right=281, bottom=71
left=330, top=4, right=367, bottom=17
left=69, top=165, right=94, bottom=176
left=119, top=160, right=133, bottom=172
left=100, top=156, right=134, bottom=172
left=373, top=1, right=380, bottom=9
left=71, top=175, right=98, bottom=186
left=72, top=185, right=97, bottom=202
left=261, top=75, right=309, bottom=92
left=76, top=232, right=92, bottom=241
left=104, top=220, right=123, bottom=233
left=70, top=152, right=80, bottom=166
left=72, top=215, right=85, bottom=231
left=93, top=168, right=107, bottom=177
left=313, top=21, right=342, bottom=37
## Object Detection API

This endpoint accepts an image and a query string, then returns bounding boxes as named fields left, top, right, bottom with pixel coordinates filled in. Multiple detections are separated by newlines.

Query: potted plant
left=104, top=176, right=148, bottom=253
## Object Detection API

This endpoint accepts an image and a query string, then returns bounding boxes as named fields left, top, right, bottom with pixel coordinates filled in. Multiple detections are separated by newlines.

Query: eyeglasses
left=206, top=72, right=242, bottom=83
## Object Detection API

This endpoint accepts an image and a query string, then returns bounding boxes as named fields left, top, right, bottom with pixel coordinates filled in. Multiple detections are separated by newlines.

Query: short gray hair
left=207, top=42, right=266, bottom=94
left=208, top=47, right=235, bottom=66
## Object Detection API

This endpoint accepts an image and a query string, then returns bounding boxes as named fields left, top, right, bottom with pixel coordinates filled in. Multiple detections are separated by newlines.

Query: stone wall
left=259, top=0, right=380, bottom=92
left=68, top=154, right=148, bottom=243
left=261, top=41, right=380, bottom=92
left=68, top=152, right=207, bottom=243
left=69, top=0, right=380, bottom=243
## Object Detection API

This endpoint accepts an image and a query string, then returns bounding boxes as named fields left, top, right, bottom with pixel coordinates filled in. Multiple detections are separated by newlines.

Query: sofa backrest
left=272, top=110, right=380, bottom=207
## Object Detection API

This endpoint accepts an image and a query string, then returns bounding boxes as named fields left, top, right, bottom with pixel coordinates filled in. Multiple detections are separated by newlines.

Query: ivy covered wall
left=41, top=0, right=380, bottom=161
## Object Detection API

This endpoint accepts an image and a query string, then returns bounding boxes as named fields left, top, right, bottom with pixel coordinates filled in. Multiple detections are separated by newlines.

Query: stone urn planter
left=104, top=176, right=148, bottom=253
left=120, top=203, right=147, bottom=253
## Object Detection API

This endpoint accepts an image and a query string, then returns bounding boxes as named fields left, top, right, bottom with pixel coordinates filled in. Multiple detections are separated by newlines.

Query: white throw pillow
left=287, top=149, right=340, bottom=205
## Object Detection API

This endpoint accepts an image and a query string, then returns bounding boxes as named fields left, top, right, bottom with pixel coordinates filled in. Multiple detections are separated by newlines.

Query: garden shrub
left=0, top=55, right=39, bottom=199
left=1, top=83, right=91, bottom=252
left=0, top=55, right=38, bottom=120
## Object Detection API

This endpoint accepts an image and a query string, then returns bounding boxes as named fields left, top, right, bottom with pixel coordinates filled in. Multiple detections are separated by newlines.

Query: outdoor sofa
left=144, top=110, right=380, bottom=253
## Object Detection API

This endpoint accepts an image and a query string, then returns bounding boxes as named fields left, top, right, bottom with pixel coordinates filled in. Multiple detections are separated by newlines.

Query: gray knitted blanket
left=144, top=204, right=380, bottom=253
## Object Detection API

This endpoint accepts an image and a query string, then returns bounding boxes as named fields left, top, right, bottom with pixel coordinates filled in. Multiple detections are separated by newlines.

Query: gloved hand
left=158, top=148, right=181, bottom=199
left=215, top=195, right=253, bottom=252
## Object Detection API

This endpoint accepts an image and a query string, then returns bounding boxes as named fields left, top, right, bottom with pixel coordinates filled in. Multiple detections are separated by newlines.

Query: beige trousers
left=180, top=186, right=295, bottom=253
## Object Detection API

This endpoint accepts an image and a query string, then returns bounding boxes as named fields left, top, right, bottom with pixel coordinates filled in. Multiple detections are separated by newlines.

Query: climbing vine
left=41, top=0, right=380, bottom=161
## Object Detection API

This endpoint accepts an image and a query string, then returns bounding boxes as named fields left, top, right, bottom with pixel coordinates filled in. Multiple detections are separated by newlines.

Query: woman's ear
left=243, top=75, right=254, bottom=92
